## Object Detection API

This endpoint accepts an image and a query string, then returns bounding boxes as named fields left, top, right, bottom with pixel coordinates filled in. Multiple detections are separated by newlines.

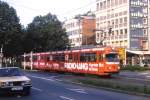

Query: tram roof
left=23, top=46, right=116, bottom=56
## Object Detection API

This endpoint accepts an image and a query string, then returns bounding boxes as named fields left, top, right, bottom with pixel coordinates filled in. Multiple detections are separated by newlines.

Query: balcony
left=131, top=12, right=147, bottom=18
left=109, top=35, right=127, bottom=40
left=131, top=1, right=147, bottom=7
left=131, top=24, right=147, bottom=29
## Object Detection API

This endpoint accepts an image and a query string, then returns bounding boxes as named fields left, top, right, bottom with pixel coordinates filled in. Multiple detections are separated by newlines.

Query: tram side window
left=53, top=54, right=59, bottom=61
left=59, top=54, right=65, bottom=62
left=46, top=56, right=50, bottom=61
left=68, top=54, right=73, bottom=62
left=80, top=53, right=96, bottom=62
left=25, top=56, right=30, bottom=61
left=74, top=53, right=78, bottom=62
left=40, top=56, right=45, bottom=60
left=52, top=54, right=65, bottom=62
left=49, top=55, right=53, bottom=61
left=33, top=56, right=38, bottom=61
left=98, top=54, right=103, bottom=62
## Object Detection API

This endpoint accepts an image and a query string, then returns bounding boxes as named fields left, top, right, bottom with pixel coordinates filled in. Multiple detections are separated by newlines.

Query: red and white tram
left=22, top=46, right=120, bottom=76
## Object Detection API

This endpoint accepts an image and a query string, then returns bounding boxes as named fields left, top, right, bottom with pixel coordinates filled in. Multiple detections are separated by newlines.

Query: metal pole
left=23, top=53, right=26, bottom=70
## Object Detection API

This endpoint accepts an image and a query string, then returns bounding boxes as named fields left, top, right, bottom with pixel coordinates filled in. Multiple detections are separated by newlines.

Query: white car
left=0, top=67, right=32, bottom=95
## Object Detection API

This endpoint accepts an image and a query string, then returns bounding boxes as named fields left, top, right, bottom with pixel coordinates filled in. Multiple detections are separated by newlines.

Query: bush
left=76, top=79, right=150, bottom=94
left=121, top=65, right=149, bottom=71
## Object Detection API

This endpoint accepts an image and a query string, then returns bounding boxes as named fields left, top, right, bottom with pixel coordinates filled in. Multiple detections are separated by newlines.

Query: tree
left=0, top=1, right=22, bottom=57
left=24, top=13, right=69, bottom=52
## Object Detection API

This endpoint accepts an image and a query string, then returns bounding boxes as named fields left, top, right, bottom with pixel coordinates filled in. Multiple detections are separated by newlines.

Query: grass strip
left=76, top=78, right=150, bottom=95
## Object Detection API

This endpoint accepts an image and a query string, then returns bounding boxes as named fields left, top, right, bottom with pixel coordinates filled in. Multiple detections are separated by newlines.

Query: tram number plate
left=11, top=86, right=23, bottom=91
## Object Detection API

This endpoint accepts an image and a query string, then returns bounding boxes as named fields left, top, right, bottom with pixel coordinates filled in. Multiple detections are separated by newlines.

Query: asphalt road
left=119, top=71, right=150, bottom=79
left=0, top=71, right=149, bottom=100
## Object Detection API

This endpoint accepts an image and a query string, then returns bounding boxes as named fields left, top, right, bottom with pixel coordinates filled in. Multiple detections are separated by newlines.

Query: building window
left=144, top=29, right=147, bottom=36
left=120, top=29, right=123, bottom=34
left=116, top=30, right=119, bottom=35
left=96, top=3, right=99, bottom=11
left=119, top=0, right=123, bottom=5
left=119, top=12, right=122, bottom=16
left=111, top=0, right=115, bottom=6
left=124, top=17, right=127, bottom=23
left=143, top=19, right=147, bottom=24
left=125, top=29, right=127, bottom=34
left=115, top=0, right=118, bottom=6
left=115, top=13, right=118, bottom=17
left=107, top=0, right=110, bottom=7
left=123, top=0, right=127, bottom=3
left=123, top=11, right=127, bottom=15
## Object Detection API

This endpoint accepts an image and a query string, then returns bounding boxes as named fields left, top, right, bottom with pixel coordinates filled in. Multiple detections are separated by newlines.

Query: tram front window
left=106, top=53, right=119, bottom=62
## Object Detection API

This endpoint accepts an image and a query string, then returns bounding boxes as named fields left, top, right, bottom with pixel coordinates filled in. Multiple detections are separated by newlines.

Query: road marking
left=120, top=76, right=150, bottom=82
left=32, top=87, right=42, bottom=92
left=28, top=74, right=63, bottom=82
left=55, top=79, right=63, bottom=81
left=67, top=88, right=88, bottom=94
left=139, top=73, right=149, bottom=75
left=146, top=76, right=150, bottom=78
left=59, top=96, right=74, bottom=100
left=28, top=75, right=55, bottom=81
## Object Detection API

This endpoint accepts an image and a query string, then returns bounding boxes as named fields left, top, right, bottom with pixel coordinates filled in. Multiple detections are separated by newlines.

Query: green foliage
left=121, top=65, right=149, bottom=71
left=77, top=79, right=150, bottom=94
left=0, top=1, right=22, bottom=57
left=23, top=13, right=69, bottom=52
left=0, top=1, right=69, bottom=56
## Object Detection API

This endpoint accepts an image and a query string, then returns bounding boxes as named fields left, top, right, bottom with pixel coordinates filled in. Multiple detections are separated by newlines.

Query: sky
left=2, top=0, right=95, bottom=26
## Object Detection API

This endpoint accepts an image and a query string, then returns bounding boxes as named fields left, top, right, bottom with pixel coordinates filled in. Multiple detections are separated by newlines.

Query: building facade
left=64, top=14, right=96, bottom=47
left=95, top=0, right=149, bottom=50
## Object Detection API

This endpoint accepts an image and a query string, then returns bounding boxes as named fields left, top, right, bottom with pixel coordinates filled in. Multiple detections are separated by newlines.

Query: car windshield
left=106, top=53, right=119, bottom=62
left=0, top=68, right=24, bottom=77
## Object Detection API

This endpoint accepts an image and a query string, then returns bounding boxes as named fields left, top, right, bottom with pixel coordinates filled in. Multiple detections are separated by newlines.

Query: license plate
left=11, top=86, right=23, bottom=91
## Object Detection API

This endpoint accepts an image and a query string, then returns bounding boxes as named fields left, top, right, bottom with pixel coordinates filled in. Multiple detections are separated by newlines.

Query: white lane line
left=59, top=96, right=74, bottom=100
left=67, top=88, right=88, bottom=94
left=32, top=87, right=42, bottom=92
left=28, top=74, right=63, bottom=82
left=138, top=73, right=149, bottom=75
left=146, top=76, right=150, bottom=78
left=28, top=75, right=55, bottom=81
left=55, top=79, right=63, bottom=81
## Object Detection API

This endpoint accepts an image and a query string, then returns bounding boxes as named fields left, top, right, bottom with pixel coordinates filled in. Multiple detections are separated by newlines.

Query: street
left=120, top=71, right=150, bottom=80
left=0, top=71, right=149, bottom=100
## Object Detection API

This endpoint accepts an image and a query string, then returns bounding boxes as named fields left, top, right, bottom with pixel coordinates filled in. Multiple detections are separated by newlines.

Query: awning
left=126, top=50, right=150, bottom=55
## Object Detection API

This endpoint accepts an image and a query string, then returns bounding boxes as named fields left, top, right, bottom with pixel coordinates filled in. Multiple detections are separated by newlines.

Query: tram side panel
left=22, top=47, right=120, bottom=76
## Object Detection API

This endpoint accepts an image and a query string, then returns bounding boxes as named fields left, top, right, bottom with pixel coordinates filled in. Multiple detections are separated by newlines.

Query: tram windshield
left=105, top=53, right=119, bottom=62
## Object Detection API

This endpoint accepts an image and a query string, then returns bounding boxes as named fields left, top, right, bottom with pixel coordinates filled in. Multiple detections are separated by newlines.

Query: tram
left=22, top=46, right=120, bottom=76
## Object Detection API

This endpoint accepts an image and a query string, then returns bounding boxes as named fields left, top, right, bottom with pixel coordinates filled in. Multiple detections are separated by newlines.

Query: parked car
left=0, top=67, right=32, bottom=95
